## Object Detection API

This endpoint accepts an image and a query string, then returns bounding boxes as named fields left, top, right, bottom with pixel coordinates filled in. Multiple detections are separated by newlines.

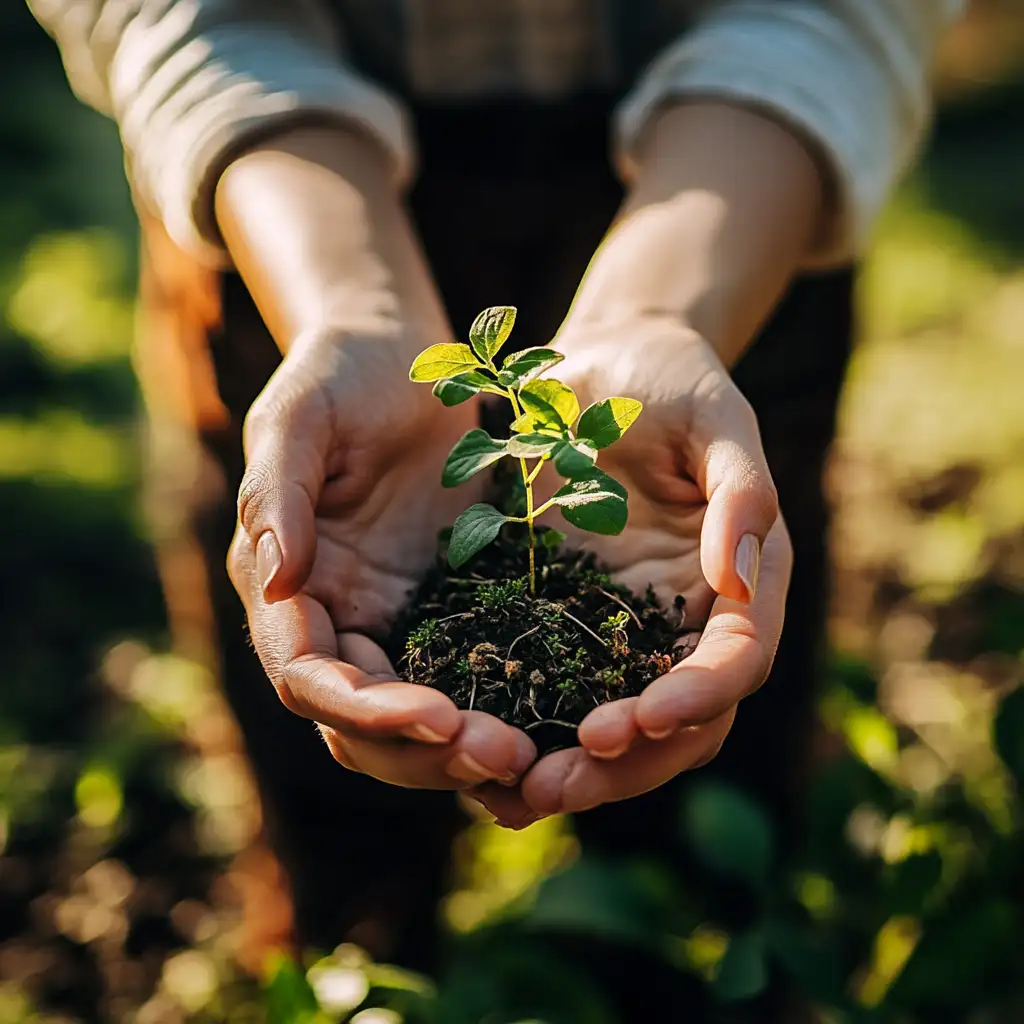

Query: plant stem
left=506, top=387, right=537, bottom=593
left=526, top=460, right=545, bottom=485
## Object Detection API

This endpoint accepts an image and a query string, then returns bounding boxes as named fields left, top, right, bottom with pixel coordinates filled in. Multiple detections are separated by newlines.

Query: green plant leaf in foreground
left=577, top=397, right=643, bottom=449
left=497, top=346, right=565, bottom=387
left=550, top=468, right=627, bottom=535
left=469, top=305, right=517, bottom=361
left=409, top=343, right=480, bottom=382
left=431, top=375, right=478, bottom=407
left=507, top=432, right=560, bottom=458
left=442, top=429, right=508, bottom=487
left=552, top=439, right=597, bottom=477
left=520, top=379, right=580, bottom=430
left=448, top=504, right=510, bottom=568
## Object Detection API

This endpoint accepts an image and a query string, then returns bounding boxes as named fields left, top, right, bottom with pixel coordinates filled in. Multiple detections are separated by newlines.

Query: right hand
left=227, top=326, right=537, bottom=790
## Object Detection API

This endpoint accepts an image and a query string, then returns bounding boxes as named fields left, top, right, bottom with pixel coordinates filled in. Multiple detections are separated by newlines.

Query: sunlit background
left=1, top=3, right=1023, bottom=1022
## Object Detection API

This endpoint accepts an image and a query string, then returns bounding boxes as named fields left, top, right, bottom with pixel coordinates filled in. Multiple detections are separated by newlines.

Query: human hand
left=473, top=316, right=790, bottom=825
left=227, top=327, right=536, bottom=789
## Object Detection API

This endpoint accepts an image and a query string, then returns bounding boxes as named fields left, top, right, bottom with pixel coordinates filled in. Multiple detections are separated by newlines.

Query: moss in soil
left=391, top=524, right=699, bottom=755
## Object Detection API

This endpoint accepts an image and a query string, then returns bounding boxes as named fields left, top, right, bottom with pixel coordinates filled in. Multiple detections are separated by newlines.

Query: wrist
left=215, top=124, right=449, bottom=356
left=566, top=102, right=823, bottom=368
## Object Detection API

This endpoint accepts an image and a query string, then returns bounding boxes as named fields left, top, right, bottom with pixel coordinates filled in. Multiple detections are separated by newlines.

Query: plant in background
left=409, top=305, right=642, bottom=593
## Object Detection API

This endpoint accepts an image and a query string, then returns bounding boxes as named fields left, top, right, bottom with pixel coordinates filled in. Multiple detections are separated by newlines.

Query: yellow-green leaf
left=520, top=379, right=579, bottom=429
left=498, top=346, right=564, bottom=387
left=469, top=306, right=517, bottom=361
left=409, top=343, right=480, bottom=382
left=576, top=397, right=643, bottom=449
left=507, top=432, right=560, bottom=458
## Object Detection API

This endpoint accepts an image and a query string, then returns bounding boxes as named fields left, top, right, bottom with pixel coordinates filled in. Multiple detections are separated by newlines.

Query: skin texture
left=215, top=100, right=824, bottom=820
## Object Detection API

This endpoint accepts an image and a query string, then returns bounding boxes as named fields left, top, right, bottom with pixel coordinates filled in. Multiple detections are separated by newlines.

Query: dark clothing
left=138, top=101, right=852, bottom=1020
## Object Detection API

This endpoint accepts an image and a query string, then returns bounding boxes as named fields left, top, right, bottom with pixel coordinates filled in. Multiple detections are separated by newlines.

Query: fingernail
left=406, top=723, right=449, bottom=744
left=496, top=772, right=519, bottom=787
left=735, top=533, right=761, bottom=602
left=256, top=531, right=282, bottom=595
left=512, top=734, right=538, bottom=776
left=447, top=753, right=495, bottom=784
left=642, top=725, right=676, bottom=741
left=589, top=743, right=629, bottom=760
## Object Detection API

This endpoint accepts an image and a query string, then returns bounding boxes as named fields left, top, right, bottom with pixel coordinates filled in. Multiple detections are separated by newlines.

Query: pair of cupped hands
left=227, top=314, right=791, bottom=829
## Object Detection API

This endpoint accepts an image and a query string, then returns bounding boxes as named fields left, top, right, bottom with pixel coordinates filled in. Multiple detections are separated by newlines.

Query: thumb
left=237, top=385, right=330, bottom=603
left=695, top=389, right=778, bottom=603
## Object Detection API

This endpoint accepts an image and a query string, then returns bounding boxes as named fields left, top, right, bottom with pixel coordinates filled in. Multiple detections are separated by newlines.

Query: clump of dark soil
left=391, top=524, right=700, bottom=755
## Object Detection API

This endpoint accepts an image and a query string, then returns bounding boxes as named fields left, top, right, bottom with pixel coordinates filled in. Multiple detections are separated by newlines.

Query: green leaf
left=507, top=432, right=560, bottom=458
left=553, top=439, right=597, bottom=477
left=448, top=504, right=509, bottom=568
left=576, top=397, right=643, bottom=449
left=469, top=305, right=517, bottom=361
left=442, top=429, right=508, bottom=487
left=432, top=375, right=478, bottom=406
left=262, top=953, right=322, bottom=1024
left=541, top=529, right=566, bottom=551
left=681, top=781, right=774, bottom=890
left=884, top=851, right=943, bottom=915
left=766, top=921, right=848, bottom=1006
left=497, top=346, right=565, bottom=387
left=714, top=931, right=768, bottom=1003
left=433, top=369, right=505, bottom=405
left=994, top=686, right=1024, bottom=785
left=527, top=858, right=663, bottom=948
left=409, top=343, right=480, bottom=382
left=510, top=411, right=560, bottom=435
left=886, top=898, right=1015, bottom=1006
left=520, top=379, right=580, bottom=430
left=551, top=468, right=628, bottom=536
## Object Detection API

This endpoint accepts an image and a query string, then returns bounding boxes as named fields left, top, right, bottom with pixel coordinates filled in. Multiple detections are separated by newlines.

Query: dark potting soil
left=391, top=524, right=700, bottom=756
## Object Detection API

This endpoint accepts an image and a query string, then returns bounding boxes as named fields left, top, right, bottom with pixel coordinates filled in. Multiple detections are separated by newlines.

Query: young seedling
left=409, top=306, right=643, bottom=593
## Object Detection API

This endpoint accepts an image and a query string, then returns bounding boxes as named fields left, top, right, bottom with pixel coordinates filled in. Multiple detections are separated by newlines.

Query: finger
left=229, top=526, right=463, bottom=742
left=635, top=517, right=791, bottom=739
left=691, top=384, right=778, bottom=603
left=238, top=378, right=332, bottom=602
left=468, top=782, right=538, bottom=830
left=577, top=697, right=640, bottom=759
left=522, top=711, right=735, bottom=816
left=323, top=711, right=536, bottom=790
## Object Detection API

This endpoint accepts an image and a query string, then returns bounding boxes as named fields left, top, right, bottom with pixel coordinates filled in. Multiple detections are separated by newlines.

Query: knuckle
left=241, top=394, right=278, bottom=454
left=271, top=676, right=306, bottom=717
left=236, top=459, right=276, bottom=532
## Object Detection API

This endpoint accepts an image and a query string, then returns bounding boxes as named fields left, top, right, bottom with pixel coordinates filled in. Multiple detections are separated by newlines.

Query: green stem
left=506, top=387, right=536, bottom=593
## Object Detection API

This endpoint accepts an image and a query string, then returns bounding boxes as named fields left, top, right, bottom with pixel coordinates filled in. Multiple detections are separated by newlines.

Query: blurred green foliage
left=1, top=5, right=1023, bottom=1023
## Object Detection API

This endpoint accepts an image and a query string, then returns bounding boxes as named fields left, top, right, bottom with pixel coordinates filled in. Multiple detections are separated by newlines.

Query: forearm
left=565, top=102, right=824, bottom=367
left=215, top=125, right=446, bottom=353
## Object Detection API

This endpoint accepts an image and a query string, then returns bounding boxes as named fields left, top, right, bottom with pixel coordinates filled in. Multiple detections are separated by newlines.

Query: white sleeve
left=28, top=0, right=415, bottom=265
left=614, top=0, right=964, bottom=266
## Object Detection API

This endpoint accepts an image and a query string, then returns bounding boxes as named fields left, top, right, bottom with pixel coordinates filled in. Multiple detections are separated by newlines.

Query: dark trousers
left=138, top=110, right=852, bottom=1020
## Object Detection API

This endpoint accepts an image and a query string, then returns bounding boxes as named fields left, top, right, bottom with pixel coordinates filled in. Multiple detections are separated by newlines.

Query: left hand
left=473, top=315, right=792, bottom=826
